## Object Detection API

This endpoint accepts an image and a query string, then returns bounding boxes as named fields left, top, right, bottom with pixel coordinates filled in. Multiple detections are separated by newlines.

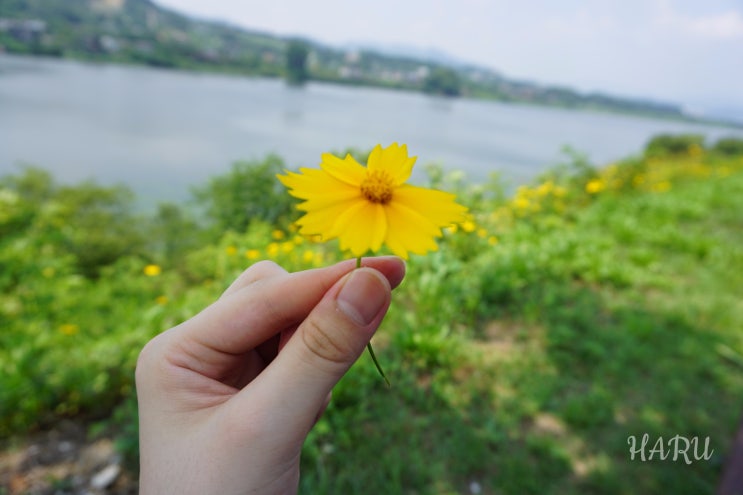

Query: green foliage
left=2, top=138, right=743, bottom=493
left=191, top=155, right=297, bottom=235
left=422, top=67, right=462, bottom=96
left=286, top=39, right=310, bottom=85
left=644, top=133, right=705, bottom=157
left=1, top=167, right=145, bottom=277
left=712, top=136, right=743, bottom=156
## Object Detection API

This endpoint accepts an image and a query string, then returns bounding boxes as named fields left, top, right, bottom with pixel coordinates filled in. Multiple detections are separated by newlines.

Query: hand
left=135, top=257, right=405, bottom=494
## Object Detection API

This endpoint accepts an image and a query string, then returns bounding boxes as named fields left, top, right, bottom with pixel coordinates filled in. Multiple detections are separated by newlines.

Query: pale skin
left=135, top=257, right=406, bottom=494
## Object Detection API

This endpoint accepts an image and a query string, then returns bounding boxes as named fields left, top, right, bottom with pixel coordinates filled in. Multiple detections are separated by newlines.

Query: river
left=1, top=55, right=741, bottom=206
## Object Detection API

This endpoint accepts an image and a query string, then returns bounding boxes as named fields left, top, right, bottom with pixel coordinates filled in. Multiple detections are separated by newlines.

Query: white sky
left=154, top=0, right=743, bottom=120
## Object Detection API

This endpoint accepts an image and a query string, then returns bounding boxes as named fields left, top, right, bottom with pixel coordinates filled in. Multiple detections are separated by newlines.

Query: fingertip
left=336, top=268, right=391, bottom=327
left=358, top=256, right=406, bottom=290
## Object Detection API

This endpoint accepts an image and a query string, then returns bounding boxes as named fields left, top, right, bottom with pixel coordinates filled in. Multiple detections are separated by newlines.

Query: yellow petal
left=393, top=185, right=468, bottom=227
left=333, top=201, right=388, bottom=256
left=367, top=143, right=416, bottom=185
left=278, top=168, right=351, bottom=199
left=296, top=188, right=362, bottom=211
left=383, top=201, right=441, bottom=258
left=296, top=198, right=361, bottom=237
left=319, top=153, right=366, bottom=186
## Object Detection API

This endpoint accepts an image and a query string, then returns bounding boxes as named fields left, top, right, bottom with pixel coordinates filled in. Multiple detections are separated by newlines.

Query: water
left=2, top=55, right=741, bottom=206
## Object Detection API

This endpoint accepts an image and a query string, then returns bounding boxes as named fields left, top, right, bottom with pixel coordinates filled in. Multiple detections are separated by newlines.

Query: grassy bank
left=2, top=135, right=743, bottom=493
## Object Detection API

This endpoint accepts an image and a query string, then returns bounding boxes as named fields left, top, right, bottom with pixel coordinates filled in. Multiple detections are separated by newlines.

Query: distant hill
left=0, top=0, right=690, bottom=120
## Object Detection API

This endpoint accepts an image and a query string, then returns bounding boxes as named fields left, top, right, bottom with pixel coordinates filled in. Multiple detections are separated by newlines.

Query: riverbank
left=2, top=136, right=743, bottom=493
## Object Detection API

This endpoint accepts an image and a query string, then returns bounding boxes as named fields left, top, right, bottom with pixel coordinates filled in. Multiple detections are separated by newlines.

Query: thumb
left=245, top=267, right=391, bottom=429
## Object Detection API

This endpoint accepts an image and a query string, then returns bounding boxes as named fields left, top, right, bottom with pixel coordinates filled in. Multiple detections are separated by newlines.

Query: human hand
left=135, top=257, right=405, bottom=494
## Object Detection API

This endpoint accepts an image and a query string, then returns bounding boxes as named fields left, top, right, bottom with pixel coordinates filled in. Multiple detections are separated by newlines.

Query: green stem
left=367, top=342, right=391, bottom=388
left=356, top=256, right=391, bottom=387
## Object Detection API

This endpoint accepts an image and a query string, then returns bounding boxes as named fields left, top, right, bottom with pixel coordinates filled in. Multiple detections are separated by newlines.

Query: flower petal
left=393, top=185, right=468, bottom=228
left=278, top=169, right=361, bottom=209
left=383, top=201, right=441, bottom=258
left=367, top=143, right=416, bottom=185
left=327, top=201, right=387, bottom=256
left=319, top=153, right=366, bottom=186
left=295, top=197, right=361, bottom=238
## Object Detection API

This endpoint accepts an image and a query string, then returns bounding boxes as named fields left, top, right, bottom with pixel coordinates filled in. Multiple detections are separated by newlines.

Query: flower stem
left=356, top=256, right=390, bottom=387
left=367, top=342, right=390, bottom=388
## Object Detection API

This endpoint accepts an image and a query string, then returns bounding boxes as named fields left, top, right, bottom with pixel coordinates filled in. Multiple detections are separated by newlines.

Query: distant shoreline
left=3, top=51, right=741, bottom=131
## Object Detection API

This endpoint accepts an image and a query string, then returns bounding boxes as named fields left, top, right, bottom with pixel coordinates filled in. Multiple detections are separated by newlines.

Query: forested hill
left=0, top=0, right=687, bottom=119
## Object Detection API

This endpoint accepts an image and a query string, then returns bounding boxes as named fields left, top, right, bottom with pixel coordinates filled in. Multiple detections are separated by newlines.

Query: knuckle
left=301, top=315, right=355, bottom=365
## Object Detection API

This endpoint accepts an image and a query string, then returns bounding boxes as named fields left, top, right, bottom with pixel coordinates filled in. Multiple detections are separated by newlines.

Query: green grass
left=299, top=156, right=743, bottom=494
left=2, top=140, right=743, bottom=494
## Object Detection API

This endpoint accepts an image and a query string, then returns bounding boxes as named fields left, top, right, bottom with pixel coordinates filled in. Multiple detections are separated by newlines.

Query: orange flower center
left=360, top=170, right=395, bottom=204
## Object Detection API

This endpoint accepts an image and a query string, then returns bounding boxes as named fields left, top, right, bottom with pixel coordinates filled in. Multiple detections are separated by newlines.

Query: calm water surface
left=2, top=55, right=741, bottom=206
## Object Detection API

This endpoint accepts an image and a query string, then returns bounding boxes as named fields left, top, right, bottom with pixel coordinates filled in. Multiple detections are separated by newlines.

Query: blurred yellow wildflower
left=245, top=249, right=261, bottom=260
left=488, top=236, right=499, bottom=246
left=272, top=229, right=285, bottom=240
left=59, top=324, right=79, bottom=336
left=585, top=179, right=605, bottom=194
left=302, top=250, right=315, bottom=263
left=652, top=181, right=671, bottom=193
left=477, top=228, right=488, bottom=239
left=460, top=220, right=477, bottom=233
left=536, top=181, right=554, bottom=197
left=155, top=295, right=168, bottom=305
left=225, top=245, right=238, bottom=256
left=278, top=143, right=467, bottom=258
left=513, top=196, right=530, bottom=210
left=688, top=144, right=703, bottom=158
left=143, top=264, right=161, bottom=277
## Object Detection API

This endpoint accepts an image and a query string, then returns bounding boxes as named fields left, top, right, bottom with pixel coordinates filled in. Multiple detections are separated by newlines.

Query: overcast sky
left=155, top=0, right=743, bottom=120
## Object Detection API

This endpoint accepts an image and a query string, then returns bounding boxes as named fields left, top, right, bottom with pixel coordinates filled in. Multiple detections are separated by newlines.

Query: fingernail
left=337, top=269, right=388, bottom=326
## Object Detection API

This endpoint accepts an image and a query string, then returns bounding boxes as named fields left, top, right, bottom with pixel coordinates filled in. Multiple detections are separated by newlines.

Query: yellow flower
left=271, top=229, right=285, bottom=240
left=143, top=264, right=161, bottom=277
left=513, top=197, right=531, bottom=210
left=536, top=181, right=554, bottom=197
left=245, top=249, right=261, bottom=260
left=277, top=143, right=467, bottom=258
left=155, top=295, right=169, bottom=305
left=460, top=220, right=477, bottom=233
left=225, top=245, right=238, bottom=256
left=59, top=324, right=79, bottom=336
left=302, top=249, right=315, bottom=263
left=652, top=181, right=671, bottom=193
left=585, top=179, right=605, bottom=194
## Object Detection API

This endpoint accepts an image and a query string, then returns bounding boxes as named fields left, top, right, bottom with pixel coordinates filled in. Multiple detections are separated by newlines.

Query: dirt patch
left=0, top=420, right=137, bottom=494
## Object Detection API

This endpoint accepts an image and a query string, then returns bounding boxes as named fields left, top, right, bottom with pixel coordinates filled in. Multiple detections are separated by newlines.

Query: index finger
left=179, top=257, right=405, bottom=356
